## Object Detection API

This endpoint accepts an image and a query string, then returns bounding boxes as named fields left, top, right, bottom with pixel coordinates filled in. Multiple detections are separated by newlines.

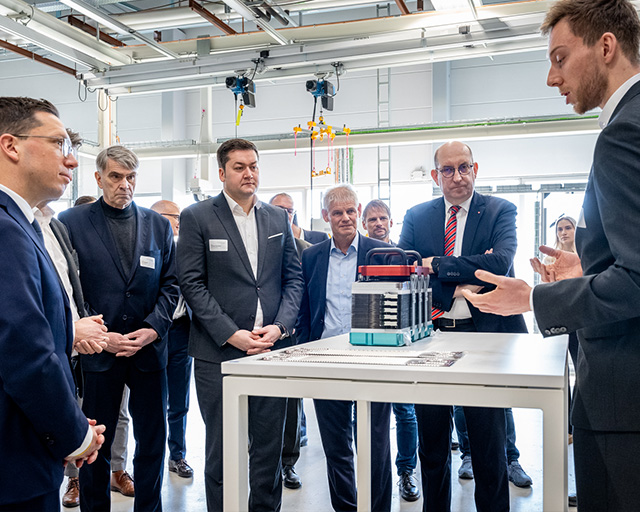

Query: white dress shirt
left=223, top=190, right=264, bottom=329
left=34, top=206, right=80, bottom=323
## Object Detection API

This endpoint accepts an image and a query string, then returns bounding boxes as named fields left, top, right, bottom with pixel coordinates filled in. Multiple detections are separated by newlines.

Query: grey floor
left=63, top=381, right=577, bottom=512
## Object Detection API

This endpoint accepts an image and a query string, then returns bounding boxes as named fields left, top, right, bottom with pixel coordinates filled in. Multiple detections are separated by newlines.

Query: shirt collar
left=330, top=231, right=359, bottom=254
left=33, top=205, right=55, bottom=226
left=599, top=72, right=640, bottom=128
left=223, top=189, right=260, bottom=214
left=444, top=193, right=473, bottom=215
left=0, top=184, right=35, bottom=223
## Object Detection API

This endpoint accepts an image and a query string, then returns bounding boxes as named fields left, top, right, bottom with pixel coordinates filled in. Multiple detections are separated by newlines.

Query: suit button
left=125, top=292, right=131, bottom=298
left=250, top=314, right=255, bottom=320
left=44, top=434, right=54, bottom=446
left=560, top=327, right=567, bottom=333
left=544, top=329, right=551, bottom=335
left=256, top=286, right=260, bottom=291
left=122, top=315, right=128, bottom=321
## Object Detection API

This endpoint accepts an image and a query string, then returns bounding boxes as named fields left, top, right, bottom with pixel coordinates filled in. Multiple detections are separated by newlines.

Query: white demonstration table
left=222, top=331, right=568, bottom=512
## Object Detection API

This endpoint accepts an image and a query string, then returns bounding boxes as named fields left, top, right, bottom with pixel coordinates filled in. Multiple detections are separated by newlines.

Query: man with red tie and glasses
left=398, top=141, right=527, bottom=512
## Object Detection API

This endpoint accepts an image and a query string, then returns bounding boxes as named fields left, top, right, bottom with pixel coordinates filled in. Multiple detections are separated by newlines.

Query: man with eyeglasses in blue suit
left=398, top=140, right=528, bottom=512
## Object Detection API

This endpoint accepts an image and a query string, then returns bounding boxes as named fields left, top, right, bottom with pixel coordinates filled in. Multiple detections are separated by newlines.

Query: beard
left=573, top=64, right=608, bottom=115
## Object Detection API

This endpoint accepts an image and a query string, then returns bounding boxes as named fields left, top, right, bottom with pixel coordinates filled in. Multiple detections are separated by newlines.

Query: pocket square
left=268, top=232, right=283, bottom=239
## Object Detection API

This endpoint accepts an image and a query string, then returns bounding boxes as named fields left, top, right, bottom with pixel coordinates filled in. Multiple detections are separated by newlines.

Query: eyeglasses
left=161, top=213, right=180, bottom=220
left=275, top=205, right=295, bottom=215
left=437, top=162, right=474, bottom=179
left=12, top=134, right=78, bottom=159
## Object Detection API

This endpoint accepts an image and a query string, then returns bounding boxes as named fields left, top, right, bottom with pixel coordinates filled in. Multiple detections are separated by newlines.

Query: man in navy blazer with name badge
left=464, top=2, right=640, bottom=510
left=59, top=145, right=179, bottom=512
left=177, top=138, right=303, bottom=512
left=399, top=141, right=527, bottom=512
left=296, top=184, right=393, bottom=512
left=0, top=97, right=105, bottom=511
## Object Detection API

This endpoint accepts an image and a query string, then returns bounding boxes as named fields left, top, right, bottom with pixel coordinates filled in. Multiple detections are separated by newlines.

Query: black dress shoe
left=398, top=471, right=420, bottom=502
left=283, top=466, right=301, bottom=489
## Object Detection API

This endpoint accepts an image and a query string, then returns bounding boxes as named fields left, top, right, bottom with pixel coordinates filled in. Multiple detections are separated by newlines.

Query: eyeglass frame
left=160, top=213, right=180, bottom=220
left=436, top=162, right=475, bottom=179
left=274, top=204, right=296, bottom=215
left=11, top=134, right=78, bottom=159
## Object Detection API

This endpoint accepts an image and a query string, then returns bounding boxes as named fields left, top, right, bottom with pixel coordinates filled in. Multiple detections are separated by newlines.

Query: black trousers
left=79, top=360, right=167, bottom=512
left=194, top=358, right=287, bottom=512
left=415, top=322, right=509, bottom=512
left=313, top=399, right=393, bottom=512
left=574, top=427, right=640, bottom=511
left=282, top=397, right=302, bottom=467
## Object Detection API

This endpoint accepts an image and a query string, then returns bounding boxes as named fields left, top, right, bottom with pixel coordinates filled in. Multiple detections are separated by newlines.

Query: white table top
left=221, top=332, right=568, bottom=389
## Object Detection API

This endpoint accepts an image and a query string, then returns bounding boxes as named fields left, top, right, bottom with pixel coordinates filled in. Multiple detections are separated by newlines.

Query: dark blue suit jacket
left=302, top=228, right=329, bottom=245
left=534, top=81, right=640, bottom=431
left=398, top=192, right=526, bottom=333
left=59, top=199, right=179, bottom=372
left=0, top=191, right=87, bottom=505
left=295, top=234, right=391, bottom=344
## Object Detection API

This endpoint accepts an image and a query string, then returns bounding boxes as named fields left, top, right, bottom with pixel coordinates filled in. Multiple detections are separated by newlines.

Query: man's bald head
left=151, top=200, right=181, bottom=236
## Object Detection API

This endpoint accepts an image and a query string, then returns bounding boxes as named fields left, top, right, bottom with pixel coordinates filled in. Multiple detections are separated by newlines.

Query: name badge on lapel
left=209, top=239, right=228, bottom=252
left=140, top=255, right=155, bottom=269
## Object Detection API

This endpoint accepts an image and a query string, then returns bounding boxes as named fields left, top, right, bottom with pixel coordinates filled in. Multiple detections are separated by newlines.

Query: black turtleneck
left=101, top=197, right=136, bottom=277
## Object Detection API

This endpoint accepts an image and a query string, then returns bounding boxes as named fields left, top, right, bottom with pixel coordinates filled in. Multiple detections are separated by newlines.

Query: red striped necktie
left=432, top=205, right=461, bottom=320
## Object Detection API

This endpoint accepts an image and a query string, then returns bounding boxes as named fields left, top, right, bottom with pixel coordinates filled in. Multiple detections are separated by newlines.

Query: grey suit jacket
left=533, top=81, right=640, bottom=431
left=50, top=217, right=86, bottom=318
left=177, top=192, right=304, bottom=363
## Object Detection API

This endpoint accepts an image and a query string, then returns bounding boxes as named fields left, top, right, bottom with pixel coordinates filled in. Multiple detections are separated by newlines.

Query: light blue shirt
left=322, top=232, right=359, bottom=339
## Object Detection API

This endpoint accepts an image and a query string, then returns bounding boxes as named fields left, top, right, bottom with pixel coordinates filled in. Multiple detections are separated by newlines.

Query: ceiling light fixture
left=57, top=0, right=180, bottom=58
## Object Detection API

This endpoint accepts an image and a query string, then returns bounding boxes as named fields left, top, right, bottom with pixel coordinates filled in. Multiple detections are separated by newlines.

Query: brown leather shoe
left=110, top=470, right=135, bottom=497
left=62, top=477, right=80, bottom=508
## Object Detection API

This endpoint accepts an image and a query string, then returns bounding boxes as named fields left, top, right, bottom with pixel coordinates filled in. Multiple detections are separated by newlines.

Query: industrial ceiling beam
left=188, top=0, right=237, bottom=36
left=394, top=0, right=410, bottom=15
left=67, top=14, right=125, bottom=46
left=0, top=38, right=76, bottom=75
left=81, top=23, right=545, bottom=93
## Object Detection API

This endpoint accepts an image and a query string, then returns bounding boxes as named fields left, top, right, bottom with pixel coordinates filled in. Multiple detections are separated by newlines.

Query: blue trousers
left=166, top=316, right=192, bottom=461
left=392, top=403, right=418, bottom=474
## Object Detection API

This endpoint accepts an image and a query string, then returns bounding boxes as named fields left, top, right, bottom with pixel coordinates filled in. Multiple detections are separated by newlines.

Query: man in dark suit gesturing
left=177, top=138, right=303, bottom=512
left=0, top=97, right=105, bottom=511
left=398, top=141, right=526, bottom=512
left=295, top=184, right=393, bottom=512
left=59, top=145, right=179, bottom=512
left=464, top=2, right=640, bottom=510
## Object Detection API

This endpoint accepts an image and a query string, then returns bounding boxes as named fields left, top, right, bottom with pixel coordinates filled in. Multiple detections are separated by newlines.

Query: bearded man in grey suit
left=177, top=138, right=304, bottom=512
left=464, top=2, right=640, bottom=510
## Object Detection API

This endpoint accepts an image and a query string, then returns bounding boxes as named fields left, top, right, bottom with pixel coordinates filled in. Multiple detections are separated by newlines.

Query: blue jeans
left=454, top=406, right=520, bottom=462
left=392, top=403, right=418, bottom=474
